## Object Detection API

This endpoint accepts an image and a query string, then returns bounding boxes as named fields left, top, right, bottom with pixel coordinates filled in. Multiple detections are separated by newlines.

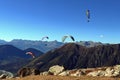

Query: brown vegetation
left=8, top=75, right=120, bottom=80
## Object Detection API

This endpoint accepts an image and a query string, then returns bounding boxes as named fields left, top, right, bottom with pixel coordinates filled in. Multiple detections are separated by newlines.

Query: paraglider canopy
left=86, top=9, right=90, bottom=22
left=26, top=52, right=35, bottom=58
left=41, top=36, right=49, bottom=41
left=62, top=35, right=75, bottom=42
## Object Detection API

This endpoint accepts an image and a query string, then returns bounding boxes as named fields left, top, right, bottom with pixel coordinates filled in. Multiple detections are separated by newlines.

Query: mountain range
left=0, top=39, right=63, bottom=53
left=0, top=39, right=113, bottom=74
left=0, top=39, right=105, bottom=53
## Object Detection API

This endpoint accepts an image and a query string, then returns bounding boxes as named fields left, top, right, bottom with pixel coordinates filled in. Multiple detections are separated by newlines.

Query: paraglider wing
left=86, top=9, right=90, bottom=22
left=41, top=36, right=49, bottom=41
left=62, top=36, right=68, bottom=42
left=70, top=36, right=75, bottom=41
left=26, top=52, right=35, bottom=58
left=62, top=35, right=75, bottom=42
left=47, top=36, right=49, bottom=39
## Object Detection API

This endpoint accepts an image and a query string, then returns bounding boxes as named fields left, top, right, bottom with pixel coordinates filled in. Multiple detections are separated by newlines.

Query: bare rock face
left=40, top=65, right=120, bottom=78
left=40, top=71, right=49, bottom=76
left=48, top=65, right=64, bottom=75
left=0, top=74, right=7, bottom=79
left=58, top=71, right=69, bottom=76
left=0, top=70, right=14, bottom=79
left=17, top=67, right=40, bottom=77
left=87, top=70, right=105, bottom=76
left=104, top=67, right=114, bottom=77
left=85, top=65, right=120, bottom=77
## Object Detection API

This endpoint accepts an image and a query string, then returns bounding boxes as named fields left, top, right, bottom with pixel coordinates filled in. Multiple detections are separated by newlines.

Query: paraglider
left=26, top=52, right=35, bottom=58
left=62, top=35, right=75, bottom=42
left=41, top=36, right=49, bottom=41
left=86, top=9, right=90, bottom=22
left=41, top=36, right=49, bottom=46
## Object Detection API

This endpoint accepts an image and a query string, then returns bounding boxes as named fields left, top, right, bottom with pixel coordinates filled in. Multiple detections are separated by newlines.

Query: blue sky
left=0, top=0, right=120, bottom=43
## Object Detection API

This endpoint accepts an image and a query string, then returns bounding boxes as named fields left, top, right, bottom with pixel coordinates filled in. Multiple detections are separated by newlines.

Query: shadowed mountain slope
left=26, top=43, right=120, bottom=72
left=0, top=45, right=43, bottom=74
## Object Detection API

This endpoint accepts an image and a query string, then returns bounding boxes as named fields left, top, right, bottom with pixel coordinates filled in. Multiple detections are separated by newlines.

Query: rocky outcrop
left=17, top=67, right=40, bottom=77
left=40, top=65, right=64, bottom=76
left=48, top=65, right=64, bottom=75
left=40, top=65, right=120, bottom=77
left=0, top=70, right=14, bottom=79
left=17, top=65, right=120, bottom=78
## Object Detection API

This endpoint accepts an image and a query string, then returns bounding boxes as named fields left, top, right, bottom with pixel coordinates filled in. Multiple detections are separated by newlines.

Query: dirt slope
left=7, top=75, right=120, bottom=80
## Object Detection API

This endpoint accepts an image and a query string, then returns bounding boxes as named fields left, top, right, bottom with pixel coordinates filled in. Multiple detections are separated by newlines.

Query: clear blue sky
left=0, top=0, right=120, bottom=43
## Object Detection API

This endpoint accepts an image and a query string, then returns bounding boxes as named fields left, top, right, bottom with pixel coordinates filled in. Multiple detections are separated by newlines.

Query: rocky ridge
left=40, top=65, right=120, bottom=77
